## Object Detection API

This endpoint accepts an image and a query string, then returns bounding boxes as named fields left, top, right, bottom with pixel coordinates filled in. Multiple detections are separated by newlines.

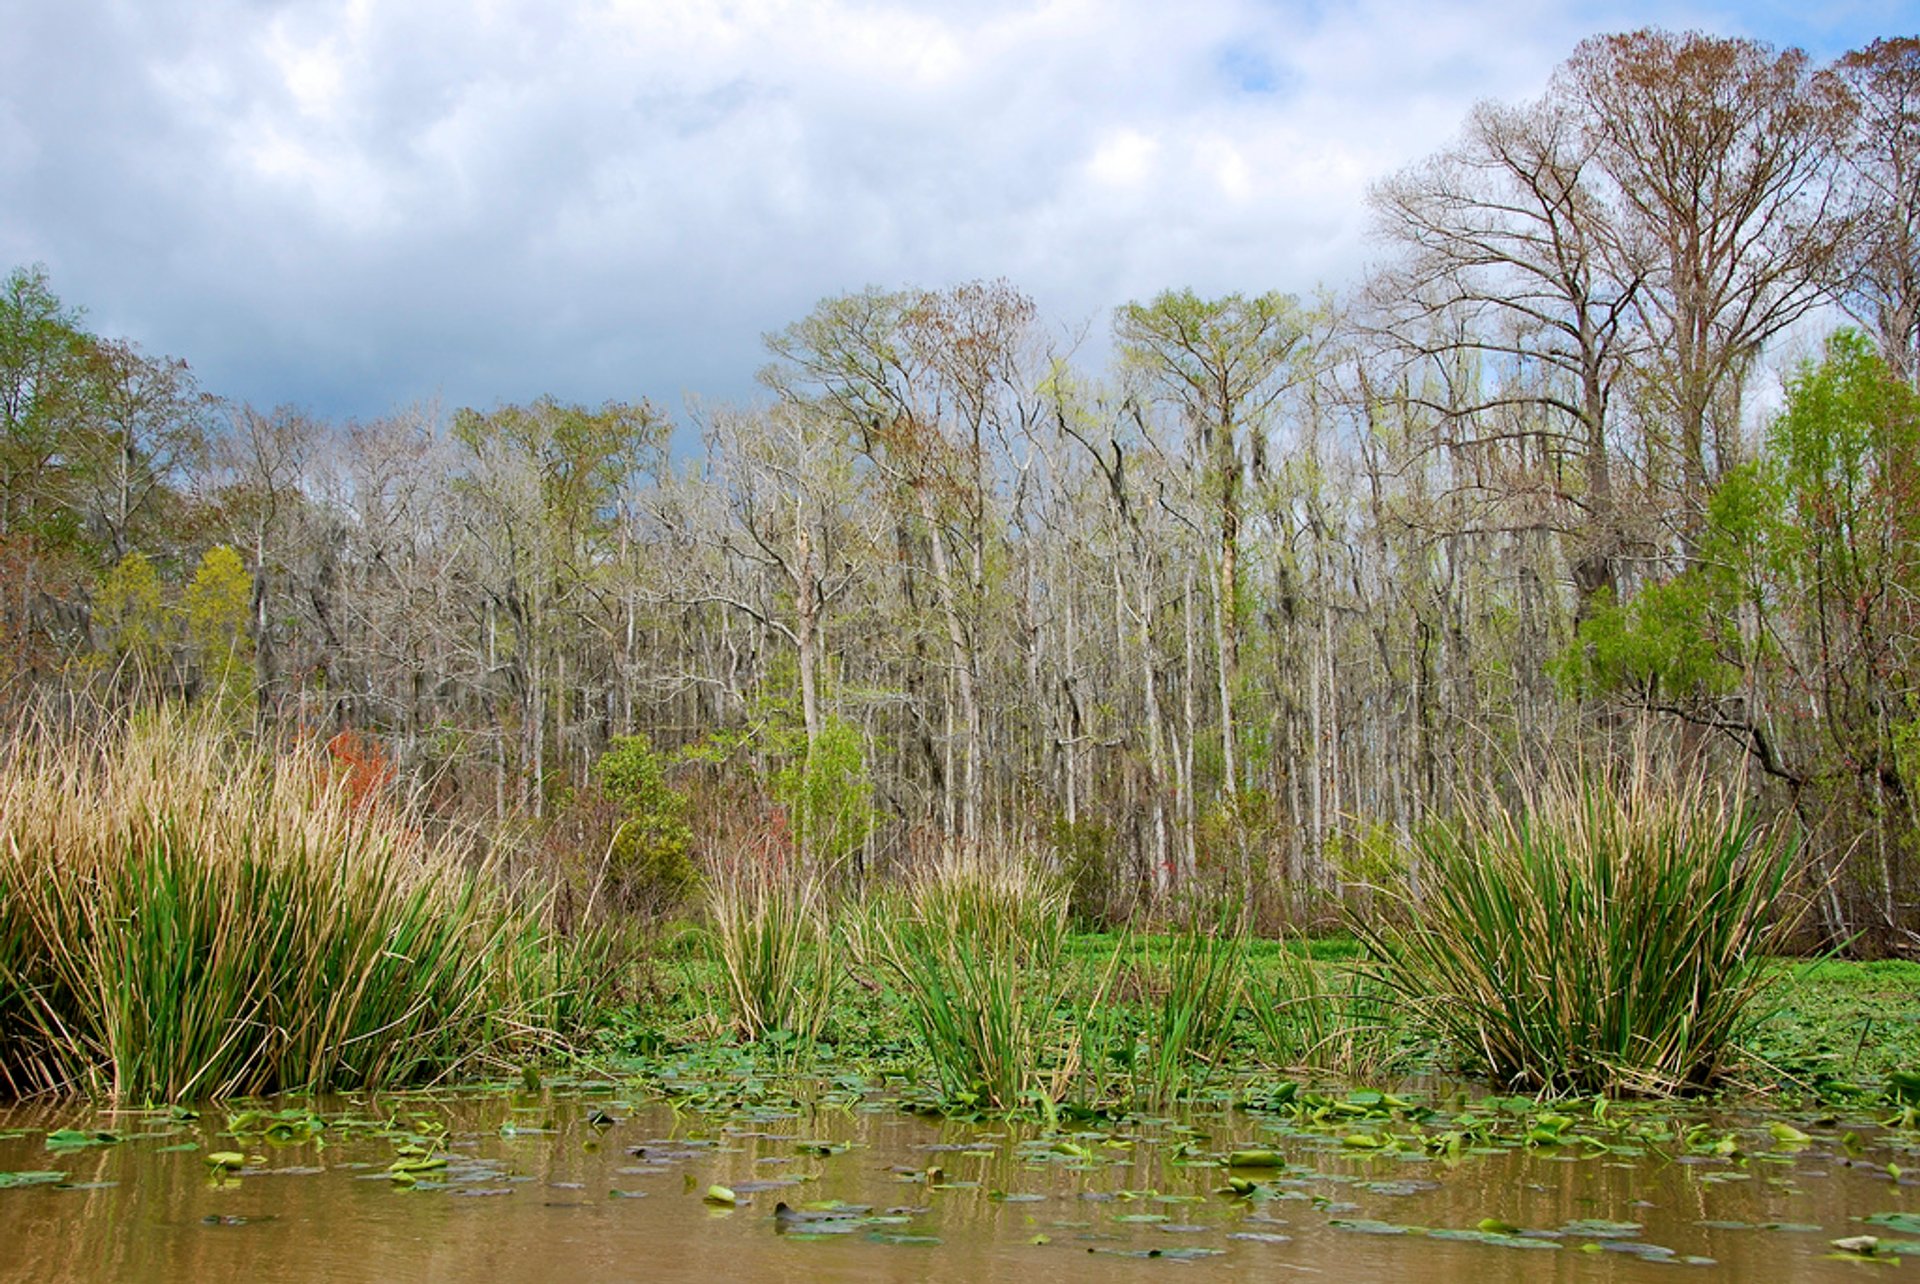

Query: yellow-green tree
left=93, top=550, right=168, bottom=680
left=183, top=545, right=253, bottom=705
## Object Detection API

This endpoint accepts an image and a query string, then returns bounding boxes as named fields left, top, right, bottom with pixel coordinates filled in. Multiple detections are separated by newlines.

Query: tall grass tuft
left=1355, top=772, right=1798, bottom=1095
left=704, top=834, right=837, bottom=1044
left=0, top=710, right=609, bottom=1100
left=853, top=851, right=1079, bottom=1110
left=1248, top=943, right=1399, bottom=1079
left=1140, top=909, right=1247, bottom=1102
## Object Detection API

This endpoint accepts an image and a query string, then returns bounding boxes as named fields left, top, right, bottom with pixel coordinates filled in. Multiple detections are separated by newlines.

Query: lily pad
left=0, top=1171, right=66, bottom=1188
left=44, top=1129, right=119, bottom=1151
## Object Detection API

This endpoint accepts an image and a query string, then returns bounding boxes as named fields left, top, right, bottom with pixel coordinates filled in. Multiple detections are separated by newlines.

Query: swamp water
left=4, top=1081, right=1920, bottom=1282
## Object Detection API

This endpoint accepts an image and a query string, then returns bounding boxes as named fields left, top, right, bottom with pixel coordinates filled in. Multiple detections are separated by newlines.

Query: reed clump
left=1139, top=909, right=1248, bottom=1102
left=0, top=710, right=606, bottom=1100
left=704, top=834, right=838, bottom=1044
left=1249, top=942, right=1399, bottom=1079
left=1356, top=772, right=1797, bottom=1095
left=853, top=851, right=1081, bottom=1110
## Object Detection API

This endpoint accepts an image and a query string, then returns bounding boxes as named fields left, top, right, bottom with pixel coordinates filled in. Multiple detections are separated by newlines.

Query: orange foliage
left=325, top=727, right=395, bottom=813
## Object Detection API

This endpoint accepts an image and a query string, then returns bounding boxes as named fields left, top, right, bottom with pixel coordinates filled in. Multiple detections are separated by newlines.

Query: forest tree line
left=4, top=30, right=1918, bottom=949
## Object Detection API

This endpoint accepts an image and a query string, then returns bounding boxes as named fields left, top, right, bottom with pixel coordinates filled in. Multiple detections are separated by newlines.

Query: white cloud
left=1086, top=129, right=1160, bottom=190
left=0, top=0, right=1893, bottom=418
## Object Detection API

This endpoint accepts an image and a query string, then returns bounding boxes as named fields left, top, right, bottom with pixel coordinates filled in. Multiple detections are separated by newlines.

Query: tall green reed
left=0, top=709, right=609, bottom=1100
left=1247, top=942, right=1399, bottom=1079
left=1139, top=909, right=1248, bottom=1103
left=703, top=834, right=837, bottom=1044
left=853, top=852, right=1083, bottom=1110
left=1355, top=771, right=1798, bottom=1095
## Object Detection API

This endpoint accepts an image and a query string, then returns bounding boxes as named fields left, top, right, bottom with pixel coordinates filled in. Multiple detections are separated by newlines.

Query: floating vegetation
left=0, top=1073, right=1879, bottom=1277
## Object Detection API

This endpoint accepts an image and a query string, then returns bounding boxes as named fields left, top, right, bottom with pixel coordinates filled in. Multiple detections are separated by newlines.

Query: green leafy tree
left=771, top=714, right=877, bottom=865
left=0, top=264, right=95, bottom=551
left=1560, top=331, right=1920, bottom=945
left=183, top=545, right=254, bottom=705
left=1116, top=288, right=1307, bottom=801
left=93, top=550, right=169, bottom=678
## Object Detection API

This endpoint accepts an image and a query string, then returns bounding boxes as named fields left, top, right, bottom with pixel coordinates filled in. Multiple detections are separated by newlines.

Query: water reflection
left=1, top=1085, right=1915, bottom=1281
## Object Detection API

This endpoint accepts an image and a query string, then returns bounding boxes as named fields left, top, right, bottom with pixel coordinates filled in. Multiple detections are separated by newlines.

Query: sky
left=1, top=0, right=1912, bottom=424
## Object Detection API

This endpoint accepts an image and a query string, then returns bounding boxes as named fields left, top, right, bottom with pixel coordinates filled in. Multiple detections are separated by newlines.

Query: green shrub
left=771, top=716, right=878, bottom=863
left=1050, top=814, right=1125, bottom=927
left=594, top=734, right=697, bottom=916
left=1355, top=773, right=1797, bottom=1095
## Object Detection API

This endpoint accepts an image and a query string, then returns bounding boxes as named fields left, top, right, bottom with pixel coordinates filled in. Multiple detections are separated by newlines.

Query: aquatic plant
left=1248, top=943, right=1399, bottom=1079
left=0, top=709, right=612, bottom=1100
left=703, top=831, right=838, bottom=1044
left=1140, top=908, right=1248, bottom=1102
left=852, top=850, right=1082, bottom=1109
left=1355, top=772, right=1798, bottom=1095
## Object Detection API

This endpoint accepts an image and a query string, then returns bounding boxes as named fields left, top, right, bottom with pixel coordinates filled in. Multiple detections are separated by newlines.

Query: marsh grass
left=703, top=836, right=837, bottom=1044
left=852, top=851, right=1090, bottom=1109
left=0, top=710, right=607, bottom=1101
left=1355, top=772, right=1798, bottom=1095
left=1139, top=909, right=1248, bottom=1102
left=1248, top=945, right=1399, bottom=1079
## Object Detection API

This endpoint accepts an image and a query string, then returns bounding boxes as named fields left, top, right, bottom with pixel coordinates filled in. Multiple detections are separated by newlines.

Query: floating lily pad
left=44, top=1129, right=119, bottom=1151
left=0, top=1171, right=66, bottom=1188
left=1559, top=1218, right=1644, bottom=1239
left=1429, top=1228, right=1560, bottom=1250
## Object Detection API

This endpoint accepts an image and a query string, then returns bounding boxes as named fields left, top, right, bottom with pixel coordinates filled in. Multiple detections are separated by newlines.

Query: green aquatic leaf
left=44, top=1129, right=119, bottom=1150
left=0, top=1171, right=66, bottom=1188
left=388, top=1156, right=447, bottom=1174
left=705, top=1184, right=737, bottom=1205
left=205, top=1152, right=246, bottom=1170
left=1226, top=1149, right=1284, bottom=1167
left=1558, top=1219, right=1643, bottom=1238
left=1429, top=1228, right=1559, bottom=1250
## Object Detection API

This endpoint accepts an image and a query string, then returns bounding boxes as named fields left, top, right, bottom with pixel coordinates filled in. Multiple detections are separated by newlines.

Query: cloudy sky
left=1, top=0, right=1908, bottom=422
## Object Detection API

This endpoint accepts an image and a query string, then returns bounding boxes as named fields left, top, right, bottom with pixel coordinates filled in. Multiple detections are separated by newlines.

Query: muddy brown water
left=3, top=1085, right=1918, bottom=1282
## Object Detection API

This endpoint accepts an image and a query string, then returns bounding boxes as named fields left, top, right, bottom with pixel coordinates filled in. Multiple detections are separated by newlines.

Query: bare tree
left=1836, top=37, right=1920, bottom=385
left=1564, top=29, right=1852, bottom=541
left=1370, top=92, right=1640, bottom=615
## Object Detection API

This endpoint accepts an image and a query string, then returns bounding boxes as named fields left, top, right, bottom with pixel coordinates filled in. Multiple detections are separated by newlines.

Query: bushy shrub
left=594, top=734, right=698, bottom=917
